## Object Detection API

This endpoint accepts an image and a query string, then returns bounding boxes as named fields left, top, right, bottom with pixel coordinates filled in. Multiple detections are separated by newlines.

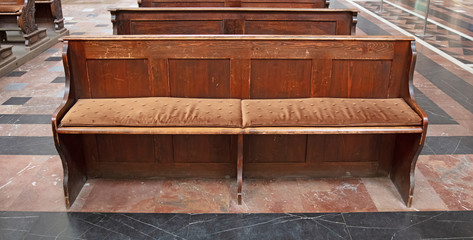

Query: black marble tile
left=423, top=136, right=473, bottom=155
left=414, top=88, right=457, bottom=124
left=0, top=212, right=39, bottom=240
left=97, top=213, right=189, bottom=239
left=343, top=211, right=473, bottom=240
left=6, top=71, right=27, bottom=77
left=45, top=48, right=60, bottom=53
left=187, top=213, right=350, bottom=240
left=51, top=76, right=65, bottom=83
left=0, top=114, right=51, bottom=124
left=0, top=136, right=57, bottom=155
left=1, top=211, right=473, bottom=240
left=45, top=56, right=62, bottom=61
left=2, top=97, right=32, bottom=105
left=70, top=32, right=85, bottom=35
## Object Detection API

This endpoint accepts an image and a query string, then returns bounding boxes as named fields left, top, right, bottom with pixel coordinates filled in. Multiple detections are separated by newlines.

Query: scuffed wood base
left=24, top=28, right=48, bottom=49
left=0, top=45, right=15, bottom=67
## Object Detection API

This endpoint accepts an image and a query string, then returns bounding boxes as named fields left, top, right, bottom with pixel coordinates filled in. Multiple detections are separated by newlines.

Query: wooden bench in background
left=35, top=0, right=66, bottom=33
left=110, top=8, right=357, bottom=35
left=138, top=0, right=329, bottom=8
left=0, top=42, right=14, bottom=67
left=0, top=0, right=47, bottom=48
left=53, top=35, right=427, bottom=208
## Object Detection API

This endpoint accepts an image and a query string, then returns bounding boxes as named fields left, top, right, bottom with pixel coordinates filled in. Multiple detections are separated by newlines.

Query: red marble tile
left=230, top=179, right=305, bottom=213
left=154, top=179, right=233, bottom=213
left=13, top=97, right=62, bottom=115
left=427, top=124, right=473, bottom=137
left=363, top=168, right=449, bottom=211
left=78, top=179, right=162, bottom=213
left=0, top=155, right=47, bottom=210
left=417, top=155, right=473, bottom=211
left=297, top=178, right=377, bottom=212
left=0, top=124, right=53, bottom=137
left=7, top=156, right=66, bottom=211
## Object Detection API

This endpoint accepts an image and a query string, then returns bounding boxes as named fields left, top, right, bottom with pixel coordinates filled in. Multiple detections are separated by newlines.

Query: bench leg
left=391, top=133, right=424, bottom=207
left=237, top=134, right=243, bottom=205
left=0, top=31, right=6, bottom=42
left=54, top=134, right=87, bottom=208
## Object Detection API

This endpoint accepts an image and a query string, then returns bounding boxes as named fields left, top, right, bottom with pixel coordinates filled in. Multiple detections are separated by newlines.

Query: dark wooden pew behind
left=0, top=0, right=47, bottom=48
left=138, top=0, right=329, bottom=8
left=110, top=8, right=358, bottom=35
left=35, top=0, right=66, bottom=33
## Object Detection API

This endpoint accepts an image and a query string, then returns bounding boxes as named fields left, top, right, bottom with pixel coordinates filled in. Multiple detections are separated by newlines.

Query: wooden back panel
left=110, top=8, right=358, bottom=35
left=0, top=0, right=24, bottom=5
left=63, top=36, right=415, bottom=101
left=138, top=0, right=329, bottom=8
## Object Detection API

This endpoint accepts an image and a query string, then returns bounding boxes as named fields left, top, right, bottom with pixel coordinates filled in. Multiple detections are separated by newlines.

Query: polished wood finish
left=34, top=0, right=66, bottom=32
left=138, top=0, right=329, bottom=8
left=110, top=8, right=358, bottom=35
left=53, top=35, right=427, bottom=207
left=0, top=0, right=47, bottom=48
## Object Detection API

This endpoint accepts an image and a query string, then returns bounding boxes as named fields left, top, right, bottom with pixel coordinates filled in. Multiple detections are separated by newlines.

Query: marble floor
left=0, top=0, right=473, bottom=238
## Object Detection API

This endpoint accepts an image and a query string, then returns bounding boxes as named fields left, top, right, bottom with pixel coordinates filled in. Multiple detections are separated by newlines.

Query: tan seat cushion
left=0, top=5, right=22, bottom=13
left=242, top=98, right=422, bottom=127
left=61, top=97, right=242, bottom=127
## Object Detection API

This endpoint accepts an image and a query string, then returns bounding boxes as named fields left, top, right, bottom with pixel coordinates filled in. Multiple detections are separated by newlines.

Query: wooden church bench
left=53, top=35, right=428, bottom=208
left=34, top=0, right=66, bottom=33
left=138, top=0, right=329, bottom=8
left=110, top=7, right=358, bottom=35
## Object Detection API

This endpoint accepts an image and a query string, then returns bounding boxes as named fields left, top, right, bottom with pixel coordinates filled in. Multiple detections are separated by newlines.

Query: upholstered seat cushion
left=61, top=97, right=242, bottom=127
left=242, top=98, right=422, bottom=127
left=0, top=5, right=22, bottom=13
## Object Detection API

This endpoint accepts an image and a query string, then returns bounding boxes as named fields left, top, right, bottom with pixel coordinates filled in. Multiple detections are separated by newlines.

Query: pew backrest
left=110, top=8, right=358, bottom=35
left=138, top=0, right=329, bottom=8
left=63, top=35, right=416, bottom=103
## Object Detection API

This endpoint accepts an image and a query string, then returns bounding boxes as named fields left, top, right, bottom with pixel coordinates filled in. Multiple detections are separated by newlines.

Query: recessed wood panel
left=323, top=135, right=381, bottom=162
left=95, top=135, right=157, bottom=163
left=151, top=1, right=225, bottom=6
left=330, top=60, right=392, bottom=98
left=131, top=20, right=223, bottom=34
left=169, top=59, right=231, bottom=98
left=173, top=135, right=234, bottom=163
left=245, top=21, right=336, bottom=35
left=244, top=135, right=307, bottom=163
left=86, top=59, right=150, bottom=98
left=241, top=2, right=316, bottom=7
left=250, top=59, right=311, bottom=98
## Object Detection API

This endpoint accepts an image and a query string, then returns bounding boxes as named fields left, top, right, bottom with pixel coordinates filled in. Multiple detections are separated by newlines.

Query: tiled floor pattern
left=387, top=0, right=473, bottom=37
left=0, top=0, right=472, bottom=217
left=358, top=0, right=473, bottom=65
